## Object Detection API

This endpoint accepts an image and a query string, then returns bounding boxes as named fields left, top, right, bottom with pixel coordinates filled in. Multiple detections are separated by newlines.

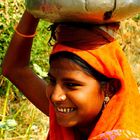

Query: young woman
left=2, top=10, right=140, bottom=139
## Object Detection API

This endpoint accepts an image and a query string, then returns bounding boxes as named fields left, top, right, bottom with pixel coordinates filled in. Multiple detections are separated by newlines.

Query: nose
left=50, top=84, right=66, bottom=103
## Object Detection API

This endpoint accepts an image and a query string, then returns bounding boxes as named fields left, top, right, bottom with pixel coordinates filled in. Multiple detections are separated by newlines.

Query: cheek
left=88, top=89, right=104, bottom=113
left=70, top=87, right=104, bottom=115
left=76, top=86, right=104, bottom=104
left=68, top=89, right=104, bottom=127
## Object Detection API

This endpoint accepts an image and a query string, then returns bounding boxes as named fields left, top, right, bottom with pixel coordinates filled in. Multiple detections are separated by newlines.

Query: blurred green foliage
left=0, top=0, right=52, bottom=96
left=133, top=13, right=140, bottom=22
left=0, top=0, right=24, bottom=69
left=0, top=1, right=51, bottom=139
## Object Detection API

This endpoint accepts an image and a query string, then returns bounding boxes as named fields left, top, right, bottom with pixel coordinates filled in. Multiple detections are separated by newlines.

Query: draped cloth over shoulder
left=47, top=23, right=140, bottom=139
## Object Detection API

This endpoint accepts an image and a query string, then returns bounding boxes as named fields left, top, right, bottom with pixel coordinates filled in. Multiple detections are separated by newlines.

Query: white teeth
left=63, top=108, right=66, bottom=113
left=57, top=107, right=75, bottom=113
left=60, top=108, right=63, bottom=112
left=67, top=108, right=70, bottom=112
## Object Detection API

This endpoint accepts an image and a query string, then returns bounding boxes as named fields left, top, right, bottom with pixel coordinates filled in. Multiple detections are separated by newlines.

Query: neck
left=73, top=122, right=94, bottom=140
left=73, top=106, right=103, bottom=139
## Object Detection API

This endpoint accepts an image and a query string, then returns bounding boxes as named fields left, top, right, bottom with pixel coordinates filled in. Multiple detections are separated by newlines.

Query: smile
left=56, top=107, right=76, bottom=113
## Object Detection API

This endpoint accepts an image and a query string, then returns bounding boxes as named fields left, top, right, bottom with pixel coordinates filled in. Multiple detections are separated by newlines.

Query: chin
left=57, top=121, right=77, bottom=128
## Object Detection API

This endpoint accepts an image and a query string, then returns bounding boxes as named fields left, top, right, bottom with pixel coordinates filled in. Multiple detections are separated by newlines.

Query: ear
left=102, top=79, right=121, bottom=98
left=109, top=79, right=121, bottom=94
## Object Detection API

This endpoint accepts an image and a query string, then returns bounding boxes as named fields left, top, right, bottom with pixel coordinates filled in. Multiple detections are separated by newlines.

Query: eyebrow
left=48, top=72, right=85, bottom=84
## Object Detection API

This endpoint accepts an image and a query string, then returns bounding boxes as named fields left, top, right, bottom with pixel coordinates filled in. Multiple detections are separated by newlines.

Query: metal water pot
left=25, top=0, right=140, bottom=23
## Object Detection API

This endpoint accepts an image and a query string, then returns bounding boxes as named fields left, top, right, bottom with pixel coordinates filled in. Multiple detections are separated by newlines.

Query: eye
left=64, top=82, right=81, bottom=89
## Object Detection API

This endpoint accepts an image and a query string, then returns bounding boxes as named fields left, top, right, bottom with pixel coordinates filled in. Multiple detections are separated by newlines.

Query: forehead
left=49, top=58, right=97, bottom=82
left=49, top=58, right=92, bottom=76
left=50, top=58, right=83, bottom=71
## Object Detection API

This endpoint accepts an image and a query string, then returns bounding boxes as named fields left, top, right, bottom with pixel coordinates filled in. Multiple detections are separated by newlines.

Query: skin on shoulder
left=46, top=57, right=105, bottom=130
left=2, top=10, right=50, bottom=116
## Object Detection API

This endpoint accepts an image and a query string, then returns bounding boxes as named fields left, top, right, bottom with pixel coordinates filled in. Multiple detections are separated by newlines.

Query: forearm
left=2, top=11, right=49, bottom=115
left=2, top=10, right=39, bottom=72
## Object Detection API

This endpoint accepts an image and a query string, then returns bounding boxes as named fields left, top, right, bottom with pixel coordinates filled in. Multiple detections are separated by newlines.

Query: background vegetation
left=0, top=0, right=140, bottom=140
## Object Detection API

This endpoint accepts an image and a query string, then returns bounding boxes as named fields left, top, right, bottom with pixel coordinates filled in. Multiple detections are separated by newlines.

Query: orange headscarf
left=47, top=23, right=140, bottom=140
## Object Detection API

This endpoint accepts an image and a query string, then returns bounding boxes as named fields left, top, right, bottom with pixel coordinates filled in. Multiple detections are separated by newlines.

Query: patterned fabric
left=91, top=130, right=140, bottom=140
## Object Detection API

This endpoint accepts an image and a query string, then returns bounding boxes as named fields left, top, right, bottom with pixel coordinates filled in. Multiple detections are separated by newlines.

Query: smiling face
left=46, top=58, right=104, bottom=128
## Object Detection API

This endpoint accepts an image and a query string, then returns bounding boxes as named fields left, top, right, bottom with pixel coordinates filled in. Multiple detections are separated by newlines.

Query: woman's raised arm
left=2, top=10, right=49, bottom=116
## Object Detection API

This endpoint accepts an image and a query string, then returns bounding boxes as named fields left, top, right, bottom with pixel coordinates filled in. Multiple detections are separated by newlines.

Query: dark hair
left=50, top=51, right=110, bottom=83
left=47, top=23, right=59, bottom=46
left=47, top=22, right=99, bottom=46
